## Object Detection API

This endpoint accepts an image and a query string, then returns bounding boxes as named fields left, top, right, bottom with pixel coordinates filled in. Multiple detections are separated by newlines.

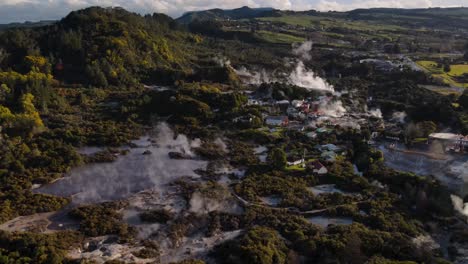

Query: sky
left=0, top=0, right=467, bottom=23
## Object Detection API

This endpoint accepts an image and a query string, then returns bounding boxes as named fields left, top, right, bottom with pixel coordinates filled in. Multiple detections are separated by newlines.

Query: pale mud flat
left=121, top=186, right=190, bottom=239
left=412, top=235, right=440, bottom=251
left=65, top=182, right=244, bottom=264
left=0, top=209, right=79, bottom=233
left=254, top=145, right=268, bottom=163
left=116, top=179, right=242, bottom=264
left=68, top=236, right=156, bottom=264
left=214, top=166, right=246, bottom=178
left=8, top=124, right=246, bottom=264
left=36, top=124, right=208, bottom=204
left=159, top=230, right=242, bottom=263
left=308, top=216, right=353, bottom=229
left=309, top=184, right=344, bottom=196
left=378, top=143, right=468, bottom=196
left=259, top=196, right=282, bottom=207
left=77, top=146, right=105, bottom=156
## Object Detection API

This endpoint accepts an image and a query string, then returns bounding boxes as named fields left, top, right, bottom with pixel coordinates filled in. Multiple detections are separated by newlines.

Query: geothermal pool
left=378, top=143, right=468, bottom=196
left=36, top=124, right=207, bottom=204
left=309, top=184, right=345, bottom=196
left=308, top=216, right=353, bottom=229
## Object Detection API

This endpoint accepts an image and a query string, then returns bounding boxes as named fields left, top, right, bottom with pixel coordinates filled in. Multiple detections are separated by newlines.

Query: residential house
left=308, top=161, right=328, bottom=175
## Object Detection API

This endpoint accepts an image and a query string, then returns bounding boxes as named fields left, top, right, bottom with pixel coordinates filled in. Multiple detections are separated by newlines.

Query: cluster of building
left=256, top=95, right=376, bottom=137
left=284, top=143, right=345, bottom=175
left=429, top=133, right=468, bottom=153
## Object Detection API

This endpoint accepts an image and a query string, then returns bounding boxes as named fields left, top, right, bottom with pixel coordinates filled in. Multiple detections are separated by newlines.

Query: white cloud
left=0, top=0, right=466, bottom=23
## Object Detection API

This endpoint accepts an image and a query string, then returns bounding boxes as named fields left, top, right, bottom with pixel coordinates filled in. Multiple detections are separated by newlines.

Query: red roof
left=309, top=161, right=325, bottom=170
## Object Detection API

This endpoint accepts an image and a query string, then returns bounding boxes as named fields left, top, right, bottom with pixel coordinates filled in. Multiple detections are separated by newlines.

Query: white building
left=287, top=158, right=305, bottom=167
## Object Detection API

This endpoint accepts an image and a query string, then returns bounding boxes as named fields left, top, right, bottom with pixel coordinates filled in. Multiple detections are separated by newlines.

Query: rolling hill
left=177, top=6, right=276, bottom=24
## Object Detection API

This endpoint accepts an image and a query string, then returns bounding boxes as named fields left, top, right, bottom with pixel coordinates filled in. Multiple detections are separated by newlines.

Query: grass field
left=255, top=30, right=305, bottom=44
left=258, top=15, right=405, bottom=32
left=285, top=164, right=306, bottom=172
left=417, top=60, right=468, bottom=88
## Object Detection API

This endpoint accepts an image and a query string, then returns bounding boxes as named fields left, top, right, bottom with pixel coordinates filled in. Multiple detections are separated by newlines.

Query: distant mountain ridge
left=177, top=6, right=276, bottom=24
left=177, top=6, right=468, bottom=30
left=0, top=20, right=56, bottom=30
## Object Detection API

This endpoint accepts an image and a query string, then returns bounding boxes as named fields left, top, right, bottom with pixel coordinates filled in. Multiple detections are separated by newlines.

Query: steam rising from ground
left=235, top=41, right=334, bottom=92
left=289, top=41, right=334, bottom=92
left=319, top=100, right=346, bottom=118
left=289, top=61, right=335, bottom=92
left=380, top=143, right=468, bottom=196
left=234, top=66, right=276, bottom=85
left=189, top=189, right=240, bottom=214
left=214, top=138, right=228, bottom=153
left=213, top=55, right=231, bottom=67
left=392, top=111, right=407, bottom=123
left=292, top=41, right=313, bottom=61
left=37, top=123, right=207, bottom=204
left=369, top=108, right=383, bottom=118
left=451, top=195, right=468, bottom=217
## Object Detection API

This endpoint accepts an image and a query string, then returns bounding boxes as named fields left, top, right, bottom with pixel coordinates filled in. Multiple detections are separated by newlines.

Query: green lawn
left=417, top=60, right=468, bottom=88
left=285, top=158, right=316, bottom=172
left=285, top=164, right=306, bottom=172
left=459, top=112, right=468, bottom=133
left=450, top=64, right=468, bottom=76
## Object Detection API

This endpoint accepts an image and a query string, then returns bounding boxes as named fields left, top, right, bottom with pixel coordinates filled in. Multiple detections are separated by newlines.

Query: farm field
left=417, top=60, right=468, bottom=88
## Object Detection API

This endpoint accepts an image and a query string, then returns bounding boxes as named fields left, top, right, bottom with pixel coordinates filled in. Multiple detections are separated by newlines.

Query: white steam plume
left=234, top=66, right=275, bottom=85
left=36, top=123, right=207, bottom=204
left=392, top=111, right=407, bottom=124
left=214, top=138, right=228, bottom=153
left=292, top=41, right=313, bottom=61
left=235, top=41, right=334, bottom=93
left=369, top=108, right=383, bottom=118
left=319, top=100, right=346, bottom=118
left=451, top=195, right=468, bottom=217
left=289, top=61, right=334, bottom=92
left=213, top=55, right=231, bottom=67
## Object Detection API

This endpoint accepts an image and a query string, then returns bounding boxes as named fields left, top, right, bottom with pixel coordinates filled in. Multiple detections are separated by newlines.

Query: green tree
left=20, top=93, right=44, bottom=128
left=214, top=226, right=288, bottom=264
left=239, top=227, right=288, bottom=264
left=417, top=121, right=437, bottom=137
left=0, top=84, right=10, bottom=102
left=85, top=63, right=108, bottom=87
left=443, top=63, right=451, bottom=73
left=268, top=148, right=287, bottom=170
left=459, top=89, right=468, bottom=109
